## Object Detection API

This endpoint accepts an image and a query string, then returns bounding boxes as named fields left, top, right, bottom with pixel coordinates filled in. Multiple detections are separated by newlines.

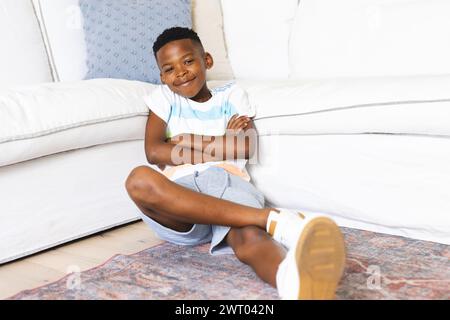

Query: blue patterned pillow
left=79, top=0, right=192, bottom=84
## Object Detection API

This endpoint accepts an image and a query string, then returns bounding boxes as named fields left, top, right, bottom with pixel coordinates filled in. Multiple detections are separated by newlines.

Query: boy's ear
left=204, top=52, right=214, bottom=70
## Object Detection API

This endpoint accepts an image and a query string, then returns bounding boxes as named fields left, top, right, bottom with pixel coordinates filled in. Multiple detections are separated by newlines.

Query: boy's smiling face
left=156, top=38, right=213, bottom=102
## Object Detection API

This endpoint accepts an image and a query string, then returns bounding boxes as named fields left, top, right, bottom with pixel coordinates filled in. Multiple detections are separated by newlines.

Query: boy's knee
left=125, top=166, right=163, bottom=203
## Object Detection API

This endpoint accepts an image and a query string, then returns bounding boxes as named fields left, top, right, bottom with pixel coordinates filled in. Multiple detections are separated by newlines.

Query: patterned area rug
left=8, top=228, right=450, bottom=300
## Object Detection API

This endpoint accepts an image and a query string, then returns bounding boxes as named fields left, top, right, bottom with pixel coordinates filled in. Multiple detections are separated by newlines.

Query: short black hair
left=152, top=27, right=203, bottom=57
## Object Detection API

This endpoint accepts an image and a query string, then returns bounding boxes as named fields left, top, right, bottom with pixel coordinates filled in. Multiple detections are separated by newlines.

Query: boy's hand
left=226, top=114, right=251, bottom=134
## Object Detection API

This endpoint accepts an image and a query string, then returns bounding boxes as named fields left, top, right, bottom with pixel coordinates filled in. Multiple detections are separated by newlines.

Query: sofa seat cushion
left=238, top=75, right=450, bottom=137
left=0, top=79, right=154, bottom=167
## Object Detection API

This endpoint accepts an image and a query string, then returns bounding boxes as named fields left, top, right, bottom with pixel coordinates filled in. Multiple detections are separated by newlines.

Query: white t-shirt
left=143, top=81, right=256, bottom=181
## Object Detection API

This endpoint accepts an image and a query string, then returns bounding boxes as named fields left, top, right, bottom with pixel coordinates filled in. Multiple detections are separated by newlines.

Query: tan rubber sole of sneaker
left=296, top=217, right=346, bottom=300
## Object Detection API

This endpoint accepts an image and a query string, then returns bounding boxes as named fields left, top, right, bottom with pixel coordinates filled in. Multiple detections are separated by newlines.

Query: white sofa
left=1, top=0, right=450, bottom=264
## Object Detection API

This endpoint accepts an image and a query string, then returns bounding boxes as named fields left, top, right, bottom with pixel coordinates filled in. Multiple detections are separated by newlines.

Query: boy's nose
left=176, top=67, right=188, bottom=78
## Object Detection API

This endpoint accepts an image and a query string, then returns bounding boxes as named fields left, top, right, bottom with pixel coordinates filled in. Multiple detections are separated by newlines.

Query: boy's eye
left=185, top=59, right=194, bottom=65
left=164, top=67, right=173, bottom=73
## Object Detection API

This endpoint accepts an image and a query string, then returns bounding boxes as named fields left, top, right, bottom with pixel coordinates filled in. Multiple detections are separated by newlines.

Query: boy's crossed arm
left=167, top=114, right=256, bottom=160
left=144, top=112, right=257, bottom=168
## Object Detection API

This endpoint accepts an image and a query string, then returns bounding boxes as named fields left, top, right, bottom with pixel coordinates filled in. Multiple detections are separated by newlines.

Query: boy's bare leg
left=125, top=166, right=271, bottom=232
left=126, top=166, right=345, bottom=295
left=126, top=166, right=284, bottom=288
left=226, top=226, right=287, bottom=287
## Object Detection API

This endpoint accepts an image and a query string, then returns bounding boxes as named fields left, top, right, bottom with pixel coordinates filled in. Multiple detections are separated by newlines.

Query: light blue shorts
left=139, top=166, right=265, bottom=255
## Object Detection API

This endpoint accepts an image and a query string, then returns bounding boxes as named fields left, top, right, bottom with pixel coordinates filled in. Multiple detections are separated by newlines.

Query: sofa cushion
left=221, top=0, right=298, bottom=80
left=0, top=0, right=53, bottom=87
left=238, top=75, right=450, bottom=137
left=36, top=0, right=232, bottom=83
left=192, top=0, right=234, bottom=81
left=34, top=0, right=88, bottom=82
left=290, top=0, right=450, bottom=79
left=79, top=0, right=191, bottom=83
left=0, top=79, right=155, bottom=167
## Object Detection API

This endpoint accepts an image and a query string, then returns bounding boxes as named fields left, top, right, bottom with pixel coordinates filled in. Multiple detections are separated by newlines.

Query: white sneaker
left=271, top=210, right=346, bottom=300
left=266, top=208, right=323, bottom=250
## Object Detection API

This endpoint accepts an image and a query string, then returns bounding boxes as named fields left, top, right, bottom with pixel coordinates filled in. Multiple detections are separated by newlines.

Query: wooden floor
left=0, top=221, right=163, bottom=299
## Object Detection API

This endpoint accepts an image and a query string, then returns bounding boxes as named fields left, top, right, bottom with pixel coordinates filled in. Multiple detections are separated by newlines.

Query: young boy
left=125, top=27, right=346, bottom=299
